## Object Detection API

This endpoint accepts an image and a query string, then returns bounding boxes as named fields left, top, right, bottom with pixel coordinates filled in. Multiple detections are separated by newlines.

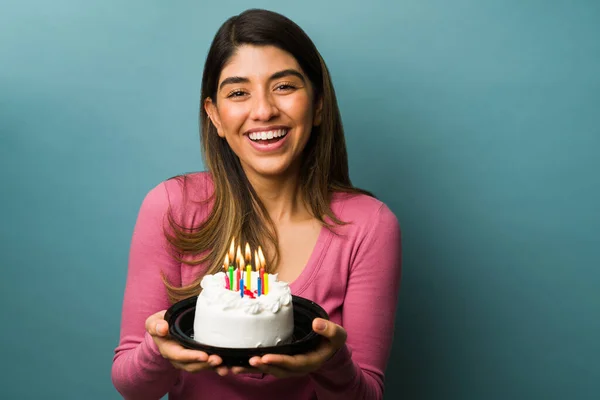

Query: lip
left=245, top=127, right=290, bottom=153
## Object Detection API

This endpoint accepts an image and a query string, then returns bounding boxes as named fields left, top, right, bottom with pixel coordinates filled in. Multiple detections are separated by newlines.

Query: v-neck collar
left=289, top=193, right=347, bottom=296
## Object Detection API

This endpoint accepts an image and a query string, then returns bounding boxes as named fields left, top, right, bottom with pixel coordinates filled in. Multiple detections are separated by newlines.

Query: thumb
left=313, top=318, right=346, bottom=344
left=155, top=319, right=169, bottom=337
left=146, top=310, right=169, bottom=337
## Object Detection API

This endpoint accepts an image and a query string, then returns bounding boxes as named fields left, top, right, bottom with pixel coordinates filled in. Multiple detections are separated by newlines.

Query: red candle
left=236, top=267, right=241, bottom=291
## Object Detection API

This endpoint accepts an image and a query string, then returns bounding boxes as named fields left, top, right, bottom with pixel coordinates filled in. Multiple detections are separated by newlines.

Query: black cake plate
left=164, top=295, right=329, bottom=367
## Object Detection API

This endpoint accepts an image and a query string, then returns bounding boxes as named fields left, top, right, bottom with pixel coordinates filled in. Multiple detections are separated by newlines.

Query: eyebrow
left=219, top=69, right=306, bottom=91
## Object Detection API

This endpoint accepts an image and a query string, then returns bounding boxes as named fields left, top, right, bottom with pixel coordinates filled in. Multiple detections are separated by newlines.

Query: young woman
left=111, top=8, right=402, bottom=400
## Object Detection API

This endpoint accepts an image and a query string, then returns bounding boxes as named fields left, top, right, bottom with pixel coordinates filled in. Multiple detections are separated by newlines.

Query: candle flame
left=255, top=250, right=260, bottom=271
left=244, top=243, right=252, bottom=263
left=228, top=237, right=235, bottom=263
left=236, top=245, right=245, bottom=269
left=223, top=253, right=229, bottom=270
left=258, top=246, right=266, bottom=270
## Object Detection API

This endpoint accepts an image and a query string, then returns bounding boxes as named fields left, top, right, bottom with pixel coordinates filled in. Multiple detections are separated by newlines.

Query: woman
left=111, top=8, right=401, bottom=400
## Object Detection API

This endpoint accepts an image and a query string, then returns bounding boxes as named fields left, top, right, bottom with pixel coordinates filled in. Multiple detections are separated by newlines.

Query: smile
left=248, top=128, right=289, bottom=143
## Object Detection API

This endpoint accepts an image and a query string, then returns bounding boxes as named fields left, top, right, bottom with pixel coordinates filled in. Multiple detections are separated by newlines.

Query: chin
left=244, top=159, right=297, bottom=179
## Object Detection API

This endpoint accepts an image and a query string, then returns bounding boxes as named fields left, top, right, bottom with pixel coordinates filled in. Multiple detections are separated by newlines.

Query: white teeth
left=249, top=129, right=287, bottom=141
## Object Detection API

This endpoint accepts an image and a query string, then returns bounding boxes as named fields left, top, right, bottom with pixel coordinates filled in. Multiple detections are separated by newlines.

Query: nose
left=250, top=92, right=279, bottom=121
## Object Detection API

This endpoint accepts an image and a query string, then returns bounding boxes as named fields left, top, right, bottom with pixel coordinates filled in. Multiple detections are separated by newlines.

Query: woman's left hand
left=231, top=318, right=347, bottom=378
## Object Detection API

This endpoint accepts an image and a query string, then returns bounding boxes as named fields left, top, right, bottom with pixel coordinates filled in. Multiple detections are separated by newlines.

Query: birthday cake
left=192, top=244, right=294, bottom=348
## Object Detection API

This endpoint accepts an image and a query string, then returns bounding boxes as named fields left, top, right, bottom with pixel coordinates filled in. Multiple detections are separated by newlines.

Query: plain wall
left=1, top=0, right=599, bottom=399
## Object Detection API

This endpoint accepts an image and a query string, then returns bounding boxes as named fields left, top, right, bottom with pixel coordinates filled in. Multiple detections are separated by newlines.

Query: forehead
left=219, top=45, right=303, bottom=82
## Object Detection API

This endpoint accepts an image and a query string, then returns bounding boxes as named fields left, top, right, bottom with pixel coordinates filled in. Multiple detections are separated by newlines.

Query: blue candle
left=257, top=277, right=262, bottom=297
left=240, top=279, right=244, bottom=298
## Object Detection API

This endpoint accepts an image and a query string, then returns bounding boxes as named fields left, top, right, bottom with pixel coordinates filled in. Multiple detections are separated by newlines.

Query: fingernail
left=155, top=322, right=163, bottom=333
left=315, top=320, right=327, bottom=331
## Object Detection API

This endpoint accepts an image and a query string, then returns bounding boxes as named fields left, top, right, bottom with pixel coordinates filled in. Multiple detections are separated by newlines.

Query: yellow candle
left=246, top=265, right=251, bottom=291
left=263, top=273, right=269, bottom=294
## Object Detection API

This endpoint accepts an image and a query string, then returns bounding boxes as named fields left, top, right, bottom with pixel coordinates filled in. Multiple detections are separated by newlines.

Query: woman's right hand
left=145, top=310, right=229, bottom=376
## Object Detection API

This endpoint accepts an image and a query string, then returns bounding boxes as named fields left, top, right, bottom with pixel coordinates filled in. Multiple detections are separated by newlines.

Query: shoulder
left=162, top=171, right=214, bottom=204
left=138, top=171, right=214, bottom=225
left=329, top=191, right=401, bottom=248
left=331, top=192, right=399, bottom=229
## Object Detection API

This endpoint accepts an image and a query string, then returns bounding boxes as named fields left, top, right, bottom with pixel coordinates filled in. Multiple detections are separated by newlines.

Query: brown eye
left=227, top=90, right=247, bottom=98
left=275, top=83, right=296, bottom=91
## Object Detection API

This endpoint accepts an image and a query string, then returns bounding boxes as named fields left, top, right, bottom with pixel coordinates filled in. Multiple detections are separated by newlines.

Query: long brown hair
left=162, top=8, right=372, bottom=303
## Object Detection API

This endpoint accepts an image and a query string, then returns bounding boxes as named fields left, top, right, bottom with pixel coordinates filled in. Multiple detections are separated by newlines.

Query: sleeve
left=111, top=182, right=183, bottom=400
left=309, top=203, right=402, bottom=400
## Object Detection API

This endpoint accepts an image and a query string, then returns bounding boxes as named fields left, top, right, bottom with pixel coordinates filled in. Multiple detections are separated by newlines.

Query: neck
left=243, top=165, right=310, bottom=223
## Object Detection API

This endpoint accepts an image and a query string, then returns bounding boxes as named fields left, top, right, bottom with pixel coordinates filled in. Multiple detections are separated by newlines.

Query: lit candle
left=263, top=273, right=269, bottom=295
left=260, top=267, right=265, bottom=295
left=228, top=237, right=236, bottom=265
left=246, top=265, right=251, bottom=291
left=228, top=266, right=234, bottom=291
left=224, top=274, right=230, bottom=290
left=237, top=247, right=245, bottom=291
left=239, top=279, right=244, bottom=297
left=236, top=266, right=241, bottom=291
left=245, top=243, right=252, bottom=265
left=258, top=246, right=266, bottom=270
left=254, top=252, right=262, bottom=294
left=236, top=245, right=243, bottom=266
left=258, top=246, right=268, bottom=294
left=223, top=254, right=229, bottom=272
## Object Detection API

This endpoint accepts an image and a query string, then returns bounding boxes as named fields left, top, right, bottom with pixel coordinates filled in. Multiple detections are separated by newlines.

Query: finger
left=257, top=353, right=317, bottom=373
left=171, top=360, right=214, bottom=373
left=215, top=366, right=229, bottom=376
left=155, top=320, right=169, bottom=337
left=159, top=340, right=209, bottom=363
left=231, top=366, right=262, bottom=375
left=145, top=310, right=168, bottom=336
left=312, top=318, right=347, bottom=346
left=257, top=340, right=337, bottom=372
left=207, top=354, right=223, bottom=367
left=248, top=362, right=303, bottom=378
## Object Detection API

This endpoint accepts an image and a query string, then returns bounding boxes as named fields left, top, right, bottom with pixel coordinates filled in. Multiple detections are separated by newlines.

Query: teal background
left=1, top=0, right=599, bottom=399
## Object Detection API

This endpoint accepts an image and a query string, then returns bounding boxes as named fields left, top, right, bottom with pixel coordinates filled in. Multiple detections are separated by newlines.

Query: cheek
left=218, top=105, right=248, bottom=132
left=281, top=95, right=313, bottom=125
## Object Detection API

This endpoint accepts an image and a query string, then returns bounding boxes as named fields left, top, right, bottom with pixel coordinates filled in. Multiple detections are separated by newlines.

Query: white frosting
left=193, top=271, right=294, bottom=348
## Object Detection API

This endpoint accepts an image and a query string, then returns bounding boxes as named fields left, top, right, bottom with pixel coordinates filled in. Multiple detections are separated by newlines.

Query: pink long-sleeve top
left=111, top=172, right=402, bottom=400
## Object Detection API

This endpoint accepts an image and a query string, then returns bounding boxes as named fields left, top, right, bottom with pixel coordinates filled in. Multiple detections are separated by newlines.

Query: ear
left=313, top=97, right=323, bottom=127
left=204, top=97, right=225, bottom=138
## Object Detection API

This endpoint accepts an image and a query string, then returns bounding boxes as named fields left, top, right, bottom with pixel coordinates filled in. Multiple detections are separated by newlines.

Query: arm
left=310, top=204, right=402, bottom=399
left=111, top=183, right=182, bottom=400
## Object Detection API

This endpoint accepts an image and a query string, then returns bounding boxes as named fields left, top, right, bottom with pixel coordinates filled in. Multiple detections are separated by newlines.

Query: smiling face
left=204, top=45, right=322, bottom=181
